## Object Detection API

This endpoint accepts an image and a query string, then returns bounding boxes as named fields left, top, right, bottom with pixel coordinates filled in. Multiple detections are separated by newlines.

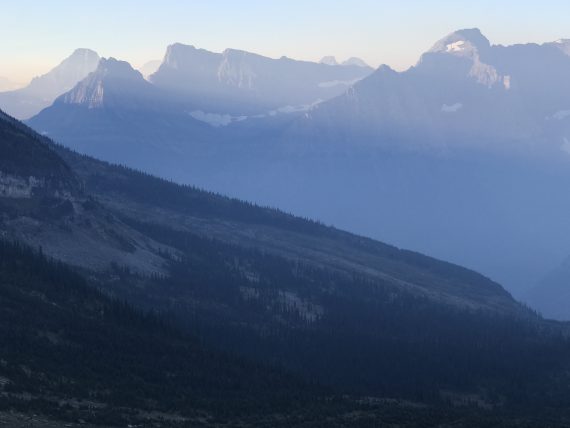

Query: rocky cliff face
left=150, top=42, right=373, bottom=114
left=0, top=173, right=44, bottom=198
left=0, top=109, right=168, bottom=274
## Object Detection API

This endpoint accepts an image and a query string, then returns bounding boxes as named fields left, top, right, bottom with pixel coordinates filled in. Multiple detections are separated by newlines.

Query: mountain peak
left=342, top=57, right=370, bottom=68
left=68, top=48, right=99, bottom=61
left=25, top=48, right=100, bottom=95
left=95, top=57, right=144, bottom=80
left=0, top=48, right=101, bottom=119
left=58, top=58, right=146, bottom=108
left=419, top=28, right=502, bottom=87
left=54, top=48, right=99, bottom=70
left=163, top=43, right=196, bottom=65
left=320, top=56, right=339, bottom=66
left=429, top=28, right=491, bottom=56
left=161, top=43, right=217, bottom=72
left=551, top=38, right=570, bottom=56
left=165, top=42, right=197, bottom=57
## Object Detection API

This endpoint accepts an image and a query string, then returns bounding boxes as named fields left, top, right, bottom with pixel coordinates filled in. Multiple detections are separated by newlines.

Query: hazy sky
left=1, top=0, right=569, bottom=83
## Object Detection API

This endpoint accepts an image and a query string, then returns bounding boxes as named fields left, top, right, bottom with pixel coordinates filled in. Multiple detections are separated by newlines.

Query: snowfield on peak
left=189, top=101, right=320, bottom=127
left=318, top=78, right=361, bottom=88
left=446, top=41, right=466, bottom=52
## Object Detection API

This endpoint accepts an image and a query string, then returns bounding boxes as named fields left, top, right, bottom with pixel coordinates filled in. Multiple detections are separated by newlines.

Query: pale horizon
left=1, top=0, right=570, bottom=84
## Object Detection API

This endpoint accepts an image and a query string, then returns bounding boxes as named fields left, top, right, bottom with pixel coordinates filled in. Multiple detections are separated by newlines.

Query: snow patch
left=189, top=111, right=246, bottom=127
left=272, top=101, right=321, bottom=114
left=189, top=100, right=322, bottom=127
left=441, top=103, right=463, bottom=113
left=318, top=78, right=360, bottom=88
left=446, top=41, right=466, bottom=52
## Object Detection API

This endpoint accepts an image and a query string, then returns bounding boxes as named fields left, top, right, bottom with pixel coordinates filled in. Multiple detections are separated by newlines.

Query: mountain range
left=319, top=55, right=371, bottom=67
left=21, top=29, right=570, bottom=320
left=148, top=43, right=372, bottom=116
left=297, top=28, right=570, bottom=154
left=23, top=43, right=372, bottom=174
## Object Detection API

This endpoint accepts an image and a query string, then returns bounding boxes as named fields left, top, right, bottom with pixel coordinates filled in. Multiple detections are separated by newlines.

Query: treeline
left=114, top=218, right=570, bottom=413
left=0, top=239, right=320, bottom=426
left=54, top=141, right=333, bottom=236
left=0, top=112, right=77, bottom=185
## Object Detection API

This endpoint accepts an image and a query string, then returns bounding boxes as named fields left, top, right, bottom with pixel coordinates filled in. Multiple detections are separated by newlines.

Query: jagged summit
left=342, top=57, right=370, bottom=68
left=147, top=43, right=372, bottom=114
left=68, top=48, right=100, bottom=62
left=320, top=56, right=339, bottom=66
left=164, top=42, right=197, bottom=59
left=375, top=64, right=396, bottom=74
left=429, top=28, right=491, bottom=56
left=47, top=48, right=99, bottom=70
left=551, top=38, right=570, bottom=55
left=418, top=28, right=504, bottom=88
left=321, top=56, right=370, bottom=68
left=0, top=48, right=100, bottom=119
left=58, top=58, right=149, bottom=108
left=93, top=57, right=144, bottom=79
left=27, top=48, right=100, bottom=91
left=161, top=43, right=212, bottom=70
